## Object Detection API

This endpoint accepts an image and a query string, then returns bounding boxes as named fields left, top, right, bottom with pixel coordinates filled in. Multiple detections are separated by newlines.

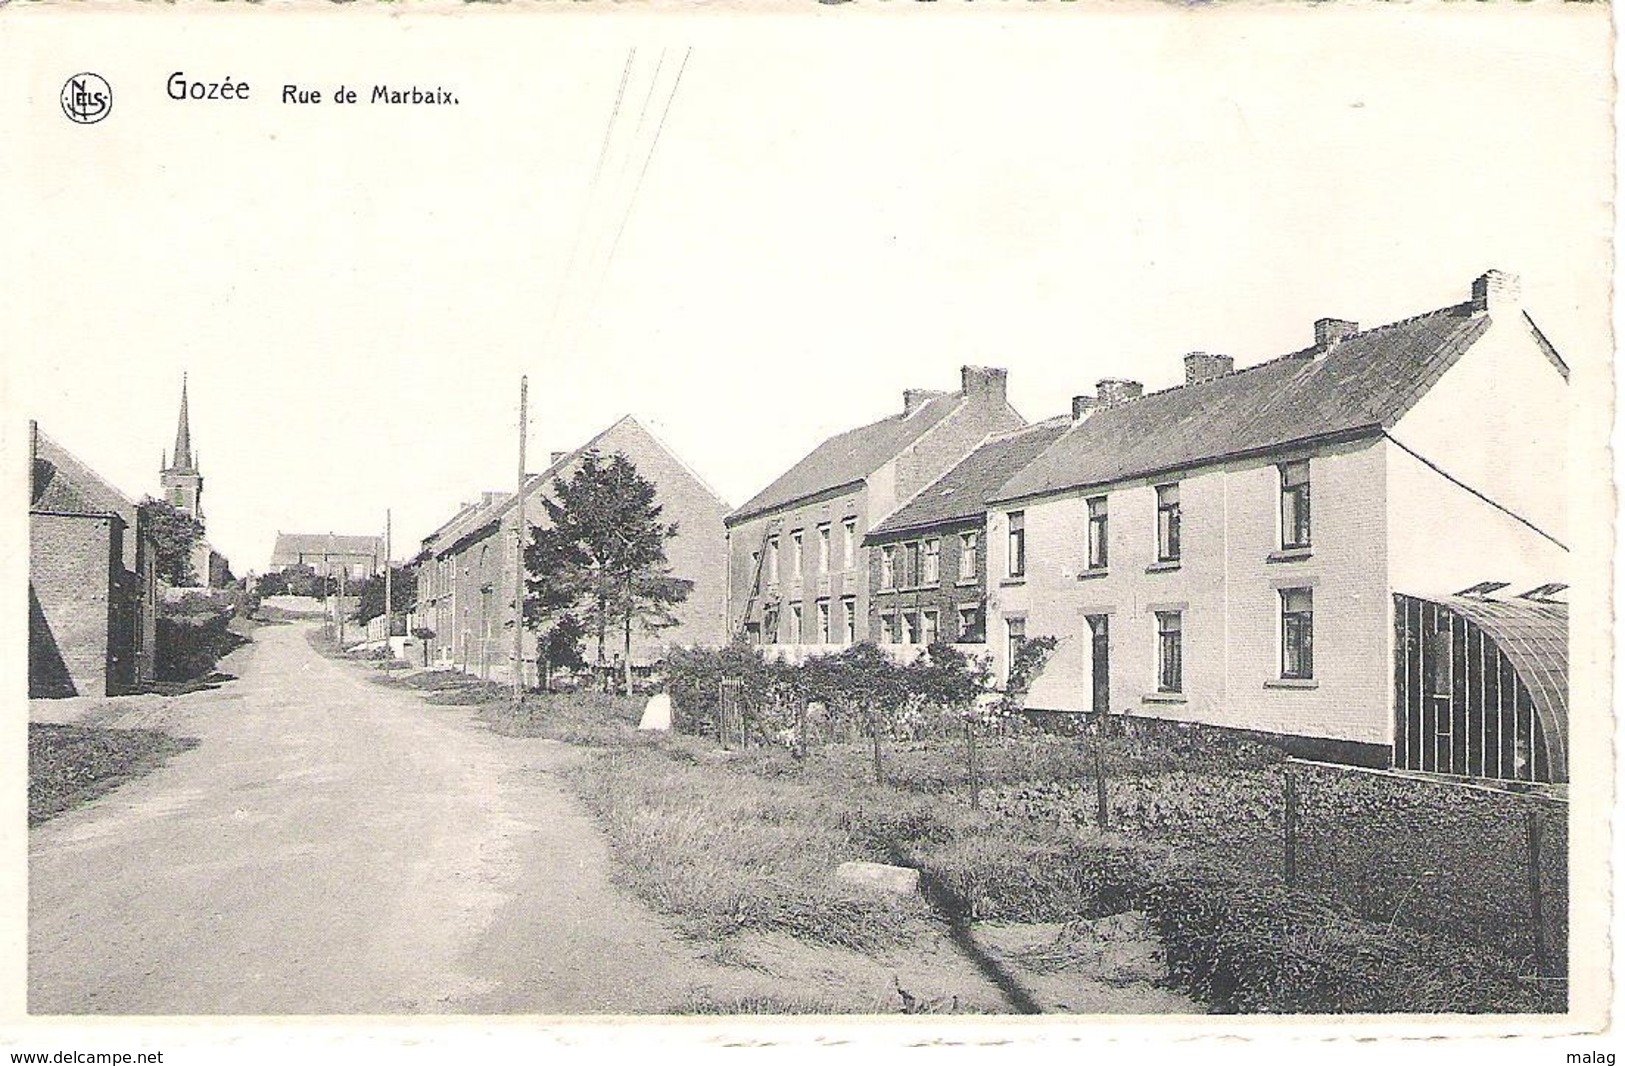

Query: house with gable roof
left=724, top=366, right=1025, bottom=654
left=985, top=270, right=1569, bottom=782
left=412, top=415, right=729, bottom=683
left=30, top=423, right=159, bottom=697
left=862, top=416, right=1072, bottom=651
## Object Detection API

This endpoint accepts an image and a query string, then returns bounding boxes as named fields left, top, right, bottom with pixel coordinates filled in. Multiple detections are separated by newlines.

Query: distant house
left=268, top=533, right=386, bottom=584
left=725, top=366, right=1025, bottom=655
left=30, top=424, right=158, bottom=697
left=412, top=415, right=729, bottom=683
left=863, top=417, right=1071, bottom=651
left=985, top=270, right=1568, bottom=782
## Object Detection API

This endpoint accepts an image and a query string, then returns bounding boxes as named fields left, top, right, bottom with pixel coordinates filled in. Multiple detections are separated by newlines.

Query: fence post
left=1093, top=742, right=1109, bottom=830
left=717, top=679, right=727, bottom=750
left=966, top=715, right=981, bottom=810
left=797, top=697, right=809, bottom=759
left=870, top=708, right=884, bottom=785
left=1283, top=767, right=1298, bottom=889
left=1526, top=808, right=1548, bottom=978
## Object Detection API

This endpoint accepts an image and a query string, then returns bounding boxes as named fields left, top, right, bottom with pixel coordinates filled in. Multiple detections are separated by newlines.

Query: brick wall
left=726, top=487, right=869, bottom=646
left=29, top=511, right=122, bottom=698
left=866, top=519, right=988, bottom=645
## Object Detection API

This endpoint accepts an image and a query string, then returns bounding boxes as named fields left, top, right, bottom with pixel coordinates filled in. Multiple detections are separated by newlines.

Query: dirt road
left=30, top=621, right=1196, bottom=1016
left=28, top=622, right=761, bottom=1015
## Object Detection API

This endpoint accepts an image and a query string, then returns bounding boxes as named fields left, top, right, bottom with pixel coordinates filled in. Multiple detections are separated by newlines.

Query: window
left=904, top=611, right=921, bottom=645
left=1007, top=511, right=1026, bottom=578
left=958, top=605, right=984, bottom=643
left=750, top=550, right=761, bottom=587
left=763, top=604, right=780, bottom=644
left=767, top=535, right=780, bottom=584
left=959, top=531, right=979, bottom=582
left=1281, top=461, right=1311, bottom=549
left=902, top=542, right=921, bottom=587
left=881, top=545, right=897, bottom=590
left=842, top=518, right=856, bottom=569
left=922, top=538, right=941, bottom=585
left=790, top=530, right=804, bottom=581
left=881, top=611, right=902, bottom=644
left=1155, top=484, right=1181, bottom=562
left=1156, top=611, right=1183, bottom=692
left=1006, top=617, right=1027, bottom=675
left=817, top=599, right=831, bottom=644
left=922, top=609, right=939, bottom=646
left=841, top=597, right=857, bottom=644
left=1280, top=588, right=1313, bottom=679
left=788, top=602, right=803, bottom=644
left=1087, top=496, right=1109, bottom=569
left=817, top=524, right=831, bottom=574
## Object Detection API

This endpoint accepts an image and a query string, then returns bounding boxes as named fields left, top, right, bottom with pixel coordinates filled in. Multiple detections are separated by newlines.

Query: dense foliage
left=137, top=497, right=205, bottom=586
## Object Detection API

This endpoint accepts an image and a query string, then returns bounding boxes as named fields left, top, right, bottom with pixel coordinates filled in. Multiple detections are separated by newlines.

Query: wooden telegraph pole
left=513, top=376, right=528, bottom=708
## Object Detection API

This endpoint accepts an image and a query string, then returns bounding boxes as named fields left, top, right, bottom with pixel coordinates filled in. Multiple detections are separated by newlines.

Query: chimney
left=1096, top=378, right=1144, bottom=409
left=1471, top=269, right=1521, bottom=314
left=550, top=450, right=568, bottom=465
left=1070, top=394, right=1099, bottom=422
left=960, top=365, right=1009, bottom=407
left=903, top=389, right=946, bottom=415
left=1183, top=351, right=1235, bottom=385
left=1313, top=318, right=1359, bottom=352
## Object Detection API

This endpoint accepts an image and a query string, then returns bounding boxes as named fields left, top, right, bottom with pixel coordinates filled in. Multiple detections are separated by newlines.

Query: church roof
left=169, top=375, right=196, bottom=472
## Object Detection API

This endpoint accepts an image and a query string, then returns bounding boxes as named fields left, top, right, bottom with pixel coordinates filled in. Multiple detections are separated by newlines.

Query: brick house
left=412, top=415, right=729, bottom=684
left=29, top=424, right=159, bottom=697
left=985, top=271, right=1568, bottom=780
left=862, top=417, right=1070, bottom=651
left=724, top=366, right=1025, bottom=656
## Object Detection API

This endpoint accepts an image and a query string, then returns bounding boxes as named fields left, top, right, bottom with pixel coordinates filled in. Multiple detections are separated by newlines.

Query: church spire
left=172, top=374, right=194, bottom=472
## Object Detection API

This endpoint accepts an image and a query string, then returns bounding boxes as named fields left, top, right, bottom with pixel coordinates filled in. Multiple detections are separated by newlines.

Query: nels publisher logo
left=60, top=73, right=112, bottom=124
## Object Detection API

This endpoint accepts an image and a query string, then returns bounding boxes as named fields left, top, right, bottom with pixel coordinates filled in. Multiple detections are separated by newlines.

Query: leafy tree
left=523, top=523, right=593, bottom=690
left=137, top=498, right=205, bottom=586
left=349, top=566, right=417, bottom=628
left=256, top=570, right=291, bottom=598
left=529, top=452, right=692, bottom=696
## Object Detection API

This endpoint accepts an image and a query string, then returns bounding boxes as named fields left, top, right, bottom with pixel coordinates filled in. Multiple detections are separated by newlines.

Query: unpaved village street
left=29, top=622, right=757, bottom=1015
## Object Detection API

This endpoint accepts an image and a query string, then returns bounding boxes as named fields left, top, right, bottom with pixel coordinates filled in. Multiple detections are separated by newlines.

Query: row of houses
left=405, top=270, right=1568, bottom=784
left=721, top=269, right=1569, bottom=783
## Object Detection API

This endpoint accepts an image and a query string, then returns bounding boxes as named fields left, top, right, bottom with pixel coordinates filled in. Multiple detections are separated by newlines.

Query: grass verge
left=28, top=723, right=199, bottom=827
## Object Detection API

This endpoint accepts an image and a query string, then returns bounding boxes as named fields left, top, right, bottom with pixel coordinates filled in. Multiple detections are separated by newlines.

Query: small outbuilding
left=1392, top=589, right=1567, bottom=784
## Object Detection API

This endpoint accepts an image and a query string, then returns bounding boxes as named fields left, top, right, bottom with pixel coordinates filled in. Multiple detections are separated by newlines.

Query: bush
left=155, top=593, right=239, bottom=682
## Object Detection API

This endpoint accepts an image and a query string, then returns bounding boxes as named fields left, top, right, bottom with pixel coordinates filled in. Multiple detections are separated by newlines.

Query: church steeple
left=172, top=374, right=195, bottom=473
left=160, top=374, right=204, bottom=522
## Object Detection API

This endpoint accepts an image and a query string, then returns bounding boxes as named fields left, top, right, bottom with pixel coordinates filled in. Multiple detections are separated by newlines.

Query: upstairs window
left=1087, top=496, right=1109, bottom=569
left=1155, top=484, right=1181, bottom=563
left=1280, top=588, right=1314, bottom=679
left=842, top=518, right=857, bottom=569
left=817, top=524, right=831, bottom=574
left=959, top=531, right=979, bottom=582
left=1281, top=460, right=1311, bottom=549
left=1007, top=511, right=1026, bottom=578
left=922, top=538, right=941, bottom=585
left=880, top=545, right=897, bottom=590
left=790, top=530, right=804, bottom=580
left=1156, top=610, right=1183, bottom=692
left=767, top=535, right=780, bottom=584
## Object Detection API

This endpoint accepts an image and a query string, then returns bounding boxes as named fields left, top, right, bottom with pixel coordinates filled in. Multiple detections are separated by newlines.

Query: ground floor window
left=1280, top=587, right=1313, bottom=679
left=1006, top=616, right=1027, bottom=679
left=921, top=609, right=939, bottom=646
left=788, top=602, right=803, bottom=644
left=816, top=600, right=831, bottom=644
left=903, top=610, right=921, bottom=645
left=1156, top=611, right=1182, bottom=692
left=841, top=598, right=856, bottom=644
left=958, top=605, right=983, bottom=642
left=880, top=611, right=901, bottom=645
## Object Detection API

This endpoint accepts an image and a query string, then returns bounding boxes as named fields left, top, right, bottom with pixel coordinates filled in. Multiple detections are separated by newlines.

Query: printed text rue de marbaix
left=165, top=73, right=459, bottom=106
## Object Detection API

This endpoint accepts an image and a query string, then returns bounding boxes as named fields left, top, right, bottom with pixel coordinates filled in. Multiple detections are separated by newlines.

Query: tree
left=528, top=452, right=693, bottom=696
left=137, top=498, right=205, bottom=586
left=350, top=566, right=417, bottom=628
left=523, top=523, right=592, bottom=691
left=256, top=570, right=291, bottom=598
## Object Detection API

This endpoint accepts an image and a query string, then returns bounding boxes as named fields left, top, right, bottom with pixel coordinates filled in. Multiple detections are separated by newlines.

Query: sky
left=3, top=4, right=1613, bottom=574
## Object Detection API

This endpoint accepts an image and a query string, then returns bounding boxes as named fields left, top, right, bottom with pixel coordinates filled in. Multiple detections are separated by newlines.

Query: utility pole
left=338, top=564, right=347, bottom=648
left=384, top=509, right=392, bottom=646
left=513, top=375, right=528, bottom=707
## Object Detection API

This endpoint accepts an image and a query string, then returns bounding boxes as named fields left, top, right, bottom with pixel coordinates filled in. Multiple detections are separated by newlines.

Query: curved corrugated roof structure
left=1439, top=594, right=1568, bottom=781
